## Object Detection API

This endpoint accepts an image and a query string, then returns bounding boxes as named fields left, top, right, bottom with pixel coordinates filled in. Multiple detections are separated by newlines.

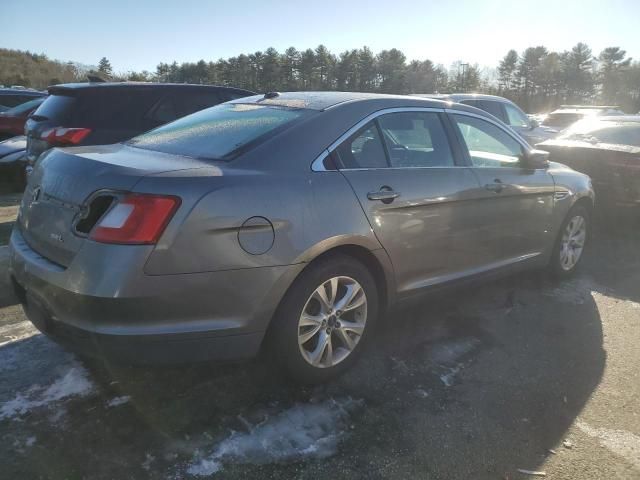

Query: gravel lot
left=1, top=194, right=639, bottom=479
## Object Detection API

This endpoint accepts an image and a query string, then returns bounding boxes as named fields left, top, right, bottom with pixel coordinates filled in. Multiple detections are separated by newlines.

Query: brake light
left=89, top=194, right=181, bottom=245
left=41, top=127, right=91, bottom=146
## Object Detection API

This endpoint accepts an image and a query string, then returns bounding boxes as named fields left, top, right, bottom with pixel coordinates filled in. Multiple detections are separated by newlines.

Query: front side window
left=129, top=103, right=309, bottom=160
left=377, top=112, right=454, bottom=167
left=504, top=103, right=530, bottom=128
left=334, top=122, right=388, bottom=168
left=453, top=114, right=524, bottom=168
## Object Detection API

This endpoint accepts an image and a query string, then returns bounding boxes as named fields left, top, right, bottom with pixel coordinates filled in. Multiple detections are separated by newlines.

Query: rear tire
left=549, top=204, right=590, bottom=278
left=270, top=254, right=378, bottom=384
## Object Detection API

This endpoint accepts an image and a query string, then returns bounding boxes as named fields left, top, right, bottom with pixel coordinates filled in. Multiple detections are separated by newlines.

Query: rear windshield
left=561, top=120, right=640, bottom=147
left=4, top=97, right=46, bottom=115
left=32, top=94, right=76, bottom=122
left=542, top=112, right=582, bottom=129
left=127, top=103, right=310, bottom=160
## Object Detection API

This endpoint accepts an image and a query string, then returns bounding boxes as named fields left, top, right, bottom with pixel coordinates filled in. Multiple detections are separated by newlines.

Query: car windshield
left=127, top=103, right=310, bottom=160
left=2, top=97, right=45, bottom=116
left=561, top=119, right=640, bottom=147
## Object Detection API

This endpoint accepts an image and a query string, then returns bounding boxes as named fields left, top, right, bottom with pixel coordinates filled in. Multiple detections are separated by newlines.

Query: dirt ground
left=0, top=193, right=639, bottom=479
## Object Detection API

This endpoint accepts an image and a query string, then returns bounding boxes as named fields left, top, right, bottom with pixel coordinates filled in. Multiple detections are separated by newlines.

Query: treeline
left=0, top=48, right=84, bottom=89
left=2, top=44, right=639, bottom=113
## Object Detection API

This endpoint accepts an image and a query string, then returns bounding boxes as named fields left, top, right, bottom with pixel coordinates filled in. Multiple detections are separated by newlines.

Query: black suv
left=25, top=82, right=255, bottom=167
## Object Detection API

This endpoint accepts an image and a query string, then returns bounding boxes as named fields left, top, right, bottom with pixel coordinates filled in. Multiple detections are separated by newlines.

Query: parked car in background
left=412, top=93, right=557, bottom=145
left=0, top=136, right=27, bottom=189
left=538, top=116, right=640, bottom=208
left=25, top=82, right=255, bottom=168
left=0, top=87, right=46, bottom=111
left=10, top=92, right=594, bottom=383
left=540, top=105, right=625, bottom=131
left=0, top=97, right=46, bottom=141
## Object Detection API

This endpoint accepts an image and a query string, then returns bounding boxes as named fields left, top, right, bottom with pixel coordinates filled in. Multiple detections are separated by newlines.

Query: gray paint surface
left=9, top=92, right=594, bottom=362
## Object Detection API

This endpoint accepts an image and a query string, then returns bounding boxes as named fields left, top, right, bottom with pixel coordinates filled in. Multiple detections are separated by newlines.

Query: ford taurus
left=9, top=92, right=594, bottom=383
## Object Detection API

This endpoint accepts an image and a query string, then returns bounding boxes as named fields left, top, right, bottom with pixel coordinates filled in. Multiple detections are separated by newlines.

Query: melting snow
left=439, top=366, right=461, bottom=387
left=0, top=365, right=94, bottom=420
left=429, top=338, right=479, bottom=365
left=186, top=397, right=362, bottom=477
left=106, top=395, right=131, bottom=408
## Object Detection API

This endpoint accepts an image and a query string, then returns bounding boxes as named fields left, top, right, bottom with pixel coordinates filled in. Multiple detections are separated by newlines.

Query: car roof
left=231, top=91, right=463, bottom=111
left=592, top=115, right=640, bottom=123
left=48, top=82, right=255, bottom=95
left=0, top=88, right=47, bottom=96
left=411, top=93, right=513, bottom=104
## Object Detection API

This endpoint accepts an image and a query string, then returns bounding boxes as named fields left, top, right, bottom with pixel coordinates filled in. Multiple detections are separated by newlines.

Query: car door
left=449, top=111, right=555, bottom=266
left=333, top=108, right=491, bottom=295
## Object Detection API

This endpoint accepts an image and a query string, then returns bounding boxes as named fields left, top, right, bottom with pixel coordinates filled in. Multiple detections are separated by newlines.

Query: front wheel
left=549, top=204, right=590, bottom=277
left=270, top=255, right=378, bottom=384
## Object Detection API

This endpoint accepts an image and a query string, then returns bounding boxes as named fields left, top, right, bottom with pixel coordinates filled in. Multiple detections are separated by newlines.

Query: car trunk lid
left=19, top=143, right=208, bottom=267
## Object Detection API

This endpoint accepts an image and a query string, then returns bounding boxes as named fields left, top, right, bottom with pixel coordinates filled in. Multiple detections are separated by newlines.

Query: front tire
left=549, top=204, right=590, bottom=278
left=270, top=254, right=378, bottom=384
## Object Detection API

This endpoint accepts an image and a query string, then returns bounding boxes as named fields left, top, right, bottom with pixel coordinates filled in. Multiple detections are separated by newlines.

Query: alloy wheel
left=559, top=214, right=587, bottom=271
left=298, top=276, right=368, bottom=368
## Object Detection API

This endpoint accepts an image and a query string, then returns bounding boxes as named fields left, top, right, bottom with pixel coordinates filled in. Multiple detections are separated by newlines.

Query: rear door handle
left=367, top=188, right=400, bottom=203
left=485, top=179, right=505, bottom=193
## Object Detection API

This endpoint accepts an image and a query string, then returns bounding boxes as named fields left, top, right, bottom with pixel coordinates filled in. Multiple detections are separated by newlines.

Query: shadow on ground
left=5, top=204, right=639, bottom=478
left=1, top=265, right=607, bottom=479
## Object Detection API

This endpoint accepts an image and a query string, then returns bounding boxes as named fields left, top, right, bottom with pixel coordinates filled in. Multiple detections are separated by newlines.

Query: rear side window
left=335, top=122, right=388, bottom=169
left=128, top=103, right=309, bottom=160
left=32, top=94, right=76, bottom=122
left=145, top=91, right=223, bottom=125
left=477, top=100, right=507, bottom=122
left=72, top=89, right=162, bottom=129
left=378, top=112, right=454, bottom=167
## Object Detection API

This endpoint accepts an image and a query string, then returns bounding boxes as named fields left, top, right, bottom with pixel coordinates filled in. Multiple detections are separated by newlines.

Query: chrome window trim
left=311, top=107, right=446, bottom=171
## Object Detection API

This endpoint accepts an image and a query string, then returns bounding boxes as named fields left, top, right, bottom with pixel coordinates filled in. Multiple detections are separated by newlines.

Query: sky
left=4, top=0, right=640, bottom=73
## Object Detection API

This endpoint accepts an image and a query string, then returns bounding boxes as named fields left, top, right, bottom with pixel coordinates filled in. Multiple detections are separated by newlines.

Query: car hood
left=0, top=135, right=27, bottom=158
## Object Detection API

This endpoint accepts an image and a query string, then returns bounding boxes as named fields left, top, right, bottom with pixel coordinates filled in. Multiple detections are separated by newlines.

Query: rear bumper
left=9, top=228, right=304, bottom=364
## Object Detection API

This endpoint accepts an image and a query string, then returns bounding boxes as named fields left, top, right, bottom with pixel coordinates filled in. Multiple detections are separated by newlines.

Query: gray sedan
left=9, top=92, right=594, bottom=383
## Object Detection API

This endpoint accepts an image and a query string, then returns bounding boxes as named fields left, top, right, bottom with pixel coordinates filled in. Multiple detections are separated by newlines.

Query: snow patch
left=429, top=338, right=479, bottom=365
left=0, top=365, right=94, bottom=420
left=439, top=366, right=461, bottom=387
left=186, top=397, right=362, bottom=477
left=577, top=420, right=640, bottom=468
left=543, top=277, right=600, bottom=305
left=0, top=320, right=38, bottom=347
left=106, top=395, right=131, bottom=408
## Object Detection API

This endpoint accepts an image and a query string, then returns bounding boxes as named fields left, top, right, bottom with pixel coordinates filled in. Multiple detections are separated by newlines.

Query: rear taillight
left=89, top=194, right=181, bottom=245
left=41, top=127, right=92, bottom=146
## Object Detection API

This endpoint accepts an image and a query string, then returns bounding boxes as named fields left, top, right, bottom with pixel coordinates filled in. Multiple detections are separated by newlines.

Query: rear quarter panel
left=141, top=168, right=383, bottom=275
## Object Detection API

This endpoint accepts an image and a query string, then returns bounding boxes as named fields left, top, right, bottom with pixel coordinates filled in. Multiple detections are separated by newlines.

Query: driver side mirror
left=529, top=118, right=540, bottom=129
left=522, top=149, right=549, bottom=169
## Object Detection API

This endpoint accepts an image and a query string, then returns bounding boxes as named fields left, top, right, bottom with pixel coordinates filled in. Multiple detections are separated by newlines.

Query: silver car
left=9, top=92, right=594, bottom=383
left=412, top=93, right=559, bottom=145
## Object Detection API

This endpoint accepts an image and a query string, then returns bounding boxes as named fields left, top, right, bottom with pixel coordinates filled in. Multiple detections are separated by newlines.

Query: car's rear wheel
left=271, top=254, right=378, bottom=384
left=549, top=204, right=590, bottom=277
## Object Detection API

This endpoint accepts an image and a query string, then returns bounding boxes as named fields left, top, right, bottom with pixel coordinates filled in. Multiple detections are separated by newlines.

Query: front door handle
left=485, top=179, right=504, bottom=193
left=367, top=187, right=400, bottom=204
